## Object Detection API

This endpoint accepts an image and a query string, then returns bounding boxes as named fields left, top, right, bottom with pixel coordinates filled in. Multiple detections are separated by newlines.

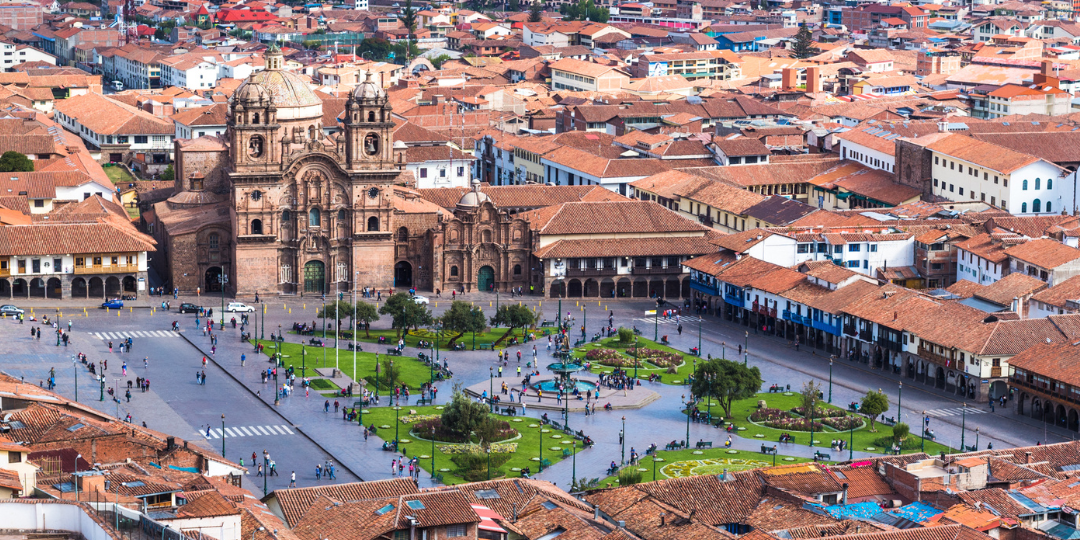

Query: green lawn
left=595, top=447, right=814, bottom=488
left=690, top=392, right=954, bottom=456
left=362, top=405, right=580, bottom=485
left=294, top=327, right=520, bottom=350
left=573, top=337, right=701, bottom=385
left=103, top=165, right=135, bottom=184
left=250, top=339, right=436, bottom=391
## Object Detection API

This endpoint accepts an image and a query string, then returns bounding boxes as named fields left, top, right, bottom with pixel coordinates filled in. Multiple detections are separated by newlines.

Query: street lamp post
left=848, top=417, right=854, bottom=460
left=975, top=427, right=980, bottom=450
left=633, top=338, right=639, bottom=380
left=828, top=357, right=834, bottom=403
left=219, top=273, right=228, bottom=327
left=260, top=305, right=265, bottom=340
left=302, top=346, right=306, bottom=379
left=221, top=414, right=225, bottom=458
left=571, top=440, right=577, bottom=489
left=654, top=299, right=660, bottom=341
left=809, top=401, right=815, bottom=447
left=697, top=315, right=702, bottom=355
left=960, top=403, right=967, bottom=451
left=538, top=425, right=543, bottom=473
left=922, top=410, right=927, bottom=453
left=706, top=374, right=713, bottom=421
left=897, top=382, right=903, bottom=426
left=276, top=324, right=282, bottom=366
left=394, top=405, right=402, bottom=444
left=744, top=331, right=748, bottom=366
left=489, top=367, right=494, bottom=412
left=620, top=416, right=626, bottom=465
left=389, top=359, right=395, bottom=406
left=322, top=301, right=327, bottom=367
left=99, top=363, right=104, bottom=402
left=722, top=341, right=726, bottom=360
left=682, top=395, right=690, bottom=447
left=72, top=357, right=78, bottom=402
left=653, top=457, right=663, bottom=481
left=262, top=451, right=268, bottom=495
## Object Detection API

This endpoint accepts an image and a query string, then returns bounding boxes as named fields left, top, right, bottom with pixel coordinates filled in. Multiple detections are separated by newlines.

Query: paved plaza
left=0, top=290, right=1069, bottom=492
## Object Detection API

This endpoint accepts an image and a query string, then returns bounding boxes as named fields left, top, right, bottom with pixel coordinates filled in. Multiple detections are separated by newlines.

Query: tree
left=860, top=389, right=890, bottom=432
left=490, top=304, right=537, bottom=337
left=560, top=0, right=607, bottom=22
left=617, top=327, right=634, bottom=344
left=440, top=301, right=487, bottom=343
left=508, top=0, right=519, bottom=11
left=528, top=0, right=543, bottom=22
left=379, top=293, right=434, bottom=337
left=892, top=422, right=910, bottom=445
left=354, top=302, right=380, bottom=338
left=0, top=151, right=33, bottom=173
left=441, top=388, right=492, bottom=440
left=160, top=164, right=174, bottom=181
left=791, top=24, right=814, bottom=60
left=377, top=356, right=401, bottom=391
left=691, top=358, right=761, bottom=418
left=801, top=380, right=822, bottom=416
left=317, top=300, right=354, bottom=329
left=430, top=54, right=452, bottom=69
left=400, top=0, right=417, bottom=43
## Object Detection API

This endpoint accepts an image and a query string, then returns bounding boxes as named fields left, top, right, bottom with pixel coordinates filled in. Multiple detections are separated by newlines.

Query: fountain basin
left=533, top=380, right=597, bottom=393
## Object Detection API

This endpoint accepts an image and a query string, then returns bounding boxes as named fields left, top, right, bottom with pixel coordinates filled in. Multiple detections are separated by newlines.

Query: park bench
left=309, top=338, right=323, bottom=346
left=664, top=442, right=681, bottom=451
left=965, top=444, right=978, bottom=452
left=688, top=348, right=701, bottom=356
left=606, top=465, right=618, bottom=475
left=417, top=352, right=429, bottom=362
left=924, top=429, right=936, bottom=440
left=551, top=421, right=562, bottom=430
left=541, top=320, right=555, bottom=327
left=385, top=348, right=402, bottom=356
left=500, top=407, right=517, bottom=416
left=695, top=441, right=713, bottom=449
left=416, top=398, right=432, bottom=406
left=881, top=416, right=897, bottom=427
left=814, top=451, right=831, bottom=461
left=478, top=343, right=492, bottom=350
left=574, top=339, right=585, bottom=347
left=348, top=343, right=362, bottom=351
left=761, top=445, right=777, bottom=455
left=562, top=449, right=571, bottom=458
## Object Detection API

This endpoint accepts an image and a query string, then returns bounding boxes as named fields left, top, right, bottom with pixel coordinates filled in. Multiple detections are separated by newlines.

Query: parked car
left=412, top=295, right=430, bottom=305
left=227, top=302, right=256, bottom=312
left=178, top=303, right=201, bottom=314
left=0, top=305, right=24, bottom=315
left=102, top=299, right=124, bottom=309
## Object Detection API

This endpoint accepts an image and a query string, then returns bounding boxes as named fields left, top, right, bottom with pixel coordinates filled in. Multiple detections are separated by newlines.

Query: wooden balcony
left=917, top=344, right=952, bottom=367
left=991, top=366, right=1002, bottom=378
left=565, top=268, right=616, bottom=278
left=74, top=265, right=138, bottom=275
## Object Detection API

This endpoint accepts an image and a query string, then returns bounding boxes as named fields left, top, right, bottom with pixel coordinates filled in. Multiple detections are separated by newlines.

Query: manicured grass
left=104, top=165, right=135, bottom=184
left=573, top=337, right=701, bottom=385
left=362, top=405, right=580, bottom=485
left=250, top=339, right=435, bottom=391
left=595, top=448, right=814, bottom=488
left=294, top=327, right=519, bottom=350
left=691, top=392, right=954, bottom=456
left=308, top=378, right=339, bottom=391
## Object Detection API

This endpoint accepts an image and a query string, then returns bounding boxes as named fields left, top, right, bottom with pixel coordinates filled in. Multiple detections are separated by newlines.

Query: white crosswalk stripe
left=632, top=316, right=703, bottom=326
left=90, top=330, right=180, bottom=340
left=204, top=425, right=297, bottom=439
left=925, top=407, right=986, bottom=418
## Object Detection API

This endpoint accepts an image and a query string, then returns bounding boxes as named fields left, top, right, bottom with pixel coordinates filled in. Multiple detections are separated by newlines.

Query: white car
left=412, top=295, right=430, bottom=305
left=226, top=302, right=256, bottom=312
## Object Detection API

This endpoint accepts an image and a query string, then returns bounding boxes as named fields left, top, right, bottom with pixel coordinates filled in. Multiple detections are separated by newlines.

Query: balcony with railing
left=565, top=267, right=618, bottom=277
left=917, top=343, right=952, bottom=367
left=858, top=328, right=873, bottom=342
left=843, top=323, right=856, bottom=337
left=1010, top=375, right=1080, bottom=406
left=630, top=265, right=683, bottom=275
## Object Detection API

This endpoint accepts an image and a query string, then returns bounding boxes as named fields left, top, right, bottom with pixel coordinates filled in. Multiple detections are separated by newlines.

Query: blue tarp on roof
left=167, top=465, right=199, bottom=473
left=1043, top=522, right=1080, bottom=540
left=824, top=502, right=885, bottom=520
left=891, top=502, right=941, bottom=523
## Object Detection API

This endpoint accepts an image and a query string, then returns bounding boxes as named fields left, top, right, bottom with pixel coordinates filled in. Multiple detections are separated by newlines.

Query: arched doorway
left=584, top=279, right=599, bottom=297
left=633, top=279, right=647, bottom=298
left=567, top=279, right=582, bottom=297
left=616, top=278, right=630, bottom=298
left=1070, top=409, right=1079, bottom=432
left=46, top=278, right=62, bottom=299
left=549, top=281, right=565, bottom=298
left=935, top=367, right=945, bottom=389
left=649, top=279, right=664, bottom=298
left=12, top=278, right=26, bottom=297
left=205, top=266, right=223, bottom=293
left=665, top=278, right=680, bottom=299
left=0, top=279, right=9, bottom=298
left=477, top=266, right=495, bottom=292
left=304, top=261, right=325, bottom=294
left=394, top=261, right=413, bottom=288
left=28, top=278, right=44, bottom=298
left=105, top=277, right=121, bottom=297
left=600, top=278, right=615, bottom=298
left=88, top=277, right=104, bottom=298
left=123, top=276, right=137, bottom=294
left=71, top=278, right=86, bottom=298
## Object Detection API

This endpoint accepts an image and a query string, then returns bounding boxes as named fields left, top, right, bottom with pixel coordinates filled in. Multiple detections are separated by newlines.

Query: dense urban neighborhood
left=12, top=0, right=1080, bottom=539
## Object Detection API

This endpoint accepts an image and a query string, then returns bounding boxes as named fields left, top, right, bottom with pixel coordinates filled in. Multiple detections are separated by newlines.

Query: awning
left=471, top=504, right=507, bottom=533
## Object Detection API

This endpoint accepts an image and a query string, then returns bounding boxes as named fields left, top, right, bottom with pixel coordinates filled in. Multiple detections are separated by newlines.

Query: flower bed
left=586, top=348, right=641, bottom=367
left=820, top=416, right=863, bottom=430
left=438, top=443, right=518, bottom=454
left=413, top=417, right=518, bottom=444
left=627, top=348, right=682, bottom=368
left=791, top=407, right=847, bottom=419
left=399, top=414, right=440, bottom=425
left=749, top=408, right=824, bottom=431
left=748, top=408, right=789, bottom=422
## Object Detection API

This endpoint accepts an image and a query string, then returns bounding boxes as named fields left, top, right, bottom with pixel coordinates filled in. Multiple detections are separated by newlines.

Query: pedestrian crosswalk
left=89, top=330, right=181, bottom=340
left=203, top=425, right=296, bottom=439
left=925, top=407, right=986, bottom=418
left=633, top=315, right=703, bottom=326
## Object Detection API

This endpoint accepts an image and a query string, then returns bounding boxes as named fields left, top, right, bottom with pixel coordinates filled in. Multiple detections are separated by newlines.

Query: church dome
left=235, top=80, right=270, bottom=104
left=233, top=43, right=322, bottom=120
left=456, top=179, right=490, bottom=210
left=352, top=71, right=386, bottom=102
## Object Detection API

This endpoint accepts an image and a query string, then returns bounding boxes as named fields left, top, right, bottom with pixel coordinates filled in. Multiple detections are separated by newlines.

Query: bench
left=688, top=348, right=701, bottom=356
left=551, top=421, right=562, bottom=430
left=881, top=416, right=896, bottom=427
left=574, top=339, right=585, bottom=347
left=664, top=442, right=681, bottom=451
left=814, top=451, right=831, bottom=461
left=417, top=352, right=429, bottom=362
left=606, top=465, right=618, bottom=476
left=695, top=441, right=713, bottom=449
left=500, top=406, right=517, bottom=416
left=385, top=348, right=402, bottom=356
left=633, top=328, right=642, bottom=335
left=660, top=337, right=670, bottom=345
left=308, top=339, right=324, bottom=346
left=761, top=445, right=777, bottom=455
left=478, top=343, right=492, bottom=350
left=348, top=343, right=362, bottom=351
left=416, top=398, right=432, bottom=406
left=924, top=429, right=936, bottom=441
left=541, top=320, right=555, bottom=327
left=965, top=444, right=978, bottom=452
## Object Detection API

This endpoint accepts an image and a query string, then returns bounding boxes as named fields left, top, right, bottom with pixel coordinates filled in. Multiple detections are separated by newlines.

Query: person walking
left=290, top=471, right=296, bottom=487
left=257, top=464, right=263, bottom=476
left=315, top=464, right=322, bottom=480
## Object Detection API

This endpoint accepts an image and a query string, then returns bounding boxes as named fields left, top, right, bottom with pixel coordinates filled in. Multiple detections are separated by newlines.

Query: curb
left=177, top=332, right=365, bottom=482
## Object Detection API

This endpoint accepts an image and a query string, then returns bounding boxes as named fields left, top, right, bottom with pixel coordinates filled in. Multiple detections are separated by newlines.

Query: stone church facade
left=149, top=46, right=535, bottom=297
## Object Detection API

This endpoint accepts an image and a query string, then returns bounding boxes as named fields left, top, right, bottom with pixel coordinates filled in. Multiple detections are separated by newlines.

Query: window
left=93, top=257, right=102, bottom=266
left=1048, top=178, right=1053, bottom=190
left=1023, top=179, right=1029, bottom=190
left=111, top=256, right=118, bottom=265
left=959, top=187, right=964, bottom=196
left=420, top=168, right=427, bottom=178
left=309, top=208, right=321, bottom=227
left=849, top=244, right=861, bottom=252
left=367, top=216, right=379, bottom=232
left=797, top=244, right=810, bottom=254
left=1022, top=202, right=1028, bottom=213
left=450, top=265, right=459, bottom=277
left=869, top=244, right=878, bottom=252
left=446, top=525, right=466, bottom=538
left=513, top=264, right=522, bottom=275
left=251, top=219, right=263, bottom=235
left=397, top=227, right=408, bottom=242
left=209, top=234, right=219, bottom=249
left=280, top=264, right=292, bottom=283
left=337, top=209, right=347, bottom=223
left=134, top=136, right=148, bottom=144
left=439, top=168, right=447, bottom=178
left=457, top=166, right=464, bottom=177
left=1047, top=202, right=1053, bottom=213
left=31, top=259, right=39, bottom=273
left=8, top=451, right=20, bottom=463
left=1036, top=178, right=1041, bottom=190
left=1033, top=199, right=1042, bottom=213
left=33, top=200, right=43, bottom=208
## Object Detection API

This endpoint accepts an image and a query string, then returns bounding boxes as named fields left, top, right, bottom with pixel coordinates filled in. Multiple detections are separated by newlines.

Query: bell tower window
left=368, top=111, right=376, bottom=122
left=253, top=113, right=260, bottom=124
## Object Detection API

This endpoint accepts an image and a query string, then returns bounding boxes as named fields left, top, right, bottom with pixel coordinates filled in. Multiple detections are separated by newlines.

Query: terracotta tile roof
left=534, top=235, right=720, bottom=259
left=417, top=185, right=619, bottom=210
left=54, top=92, right=173, bottom=136
left=799, top=260, right=861, bottom=285
left=758, top=465, right=843, bottom=496
left=680, top=159, right=842, bottom=187
left=525, top=201, right=706, bottom=235
left=269, top=478, right=420, bottom=527
left=828, top=465, right=895, bottom=499
left=945, top=280, right=986, bottom=299
left=675, top=177, right=766, bottom=214
left=0, top=468, right=22, bottom=491
left=977, top=317, right=1069, bottom=355
left=974, top=272, right=1047, bottom=305
left=548, top=57, right=629, bottom=79
left=955, top=233, right=1012, bottom=264
left=743, top=195, right=818, bottom=226
left=833, top=170, right=922, bottom=206
left=924, top=133, right=1042, bottom=174
left=713, top=136, right=769, bottom=157
left=817, top=524, right=991, bottom=540
left=745, top=496, right=838, bottom=531
left=683, top=251, right=739, bottom=275
left=957, top=488, right=1033, bottom=520
left=1005, top=238, right=1080, bottom=269
left=712, top=229, right=777, bottom=252
left=985, top=215, right=1073, bottom=239
left=404, top=145, right=475, bottom=164
left=0, top=222, right=155, bottom=256
left=1031, top=274, right=1080, bottom=308
left=631, top=170, right=707, bottom=200
left=176, top=491, right=240, bottom=518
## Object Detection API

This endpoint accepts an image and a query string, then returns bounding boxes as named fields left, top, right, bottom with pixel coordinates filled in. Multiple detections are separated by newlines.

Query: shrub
left=820, top=416, right=863, bottom=430
left=450, top=451, right=513, bottom=482
left=415, top=417, right=517, bottom=444
left=749, top=408, right=824, bottom=431
left=618, top=327, right=634, bottom=343
left=892, top=422, right=910, bottom=444
left=791, top=406, right=848, bottom=419
left=617, top=467, right=642, bottom=486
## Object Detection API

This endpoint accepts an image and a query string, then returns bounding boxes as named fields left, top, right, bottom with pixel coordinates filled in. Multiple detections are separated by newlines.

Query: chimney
left=1042, top=59, right=1054, bottom=77
left=594, top=506, right=600, bottom=520
left=166, top=436, right=176, bottom=450
left=1025, top=451, right=1033, bottom=464
left=781, top=68, right=797, bottom=90
left=842, top=483, right=849, bottom=504
left=79, top=473, right=105, bottom=494
left=937, top=121, right=948, bottom=133
left=660, top=512, right=666, bottom=526
left=806, top=66, right=821, bottom=93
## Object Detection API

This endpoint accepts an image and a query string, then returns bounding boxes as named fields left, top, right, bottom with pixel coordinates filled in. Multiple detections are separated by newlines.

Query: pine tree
left=400, top=0, right=417, bottom=43
left=791, top=24, right=814, bottom=59
left=528, top=0, right=542, bottom=22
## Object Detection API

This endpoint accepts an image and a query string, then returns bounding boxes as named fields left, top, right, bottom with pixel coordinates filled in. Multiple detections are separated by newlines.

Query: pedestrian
left=324, top=400, right=330, bottom=412
left=144, top=357, right=148, bottom=369
left=201, top=370, right=206, bottom=385
left=290, top=471, right=296, bottom=487
left=241, top=353, right=246, bottom=367
left=316, top=464, right=322, bottom=480
left=329, top=463, right=335, bottom=479
left=391, top=459, right=397, bottom=477
left=257, top=464, right=263, bottom=476
left=109, top=341, right=113, bottom=353
left=122, top=361, right=127, bottom=376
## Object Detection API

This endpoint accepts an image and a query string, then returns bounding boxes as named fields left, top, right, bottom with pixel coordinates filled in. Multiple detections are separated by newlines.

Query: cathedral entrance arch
left=205, top=266, right=223, bottom=293
left=394, top=261, right=413, bottom=288
left=304, top=261, right=326, bottom=294
left=478, top=266, right=495, bottom=292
